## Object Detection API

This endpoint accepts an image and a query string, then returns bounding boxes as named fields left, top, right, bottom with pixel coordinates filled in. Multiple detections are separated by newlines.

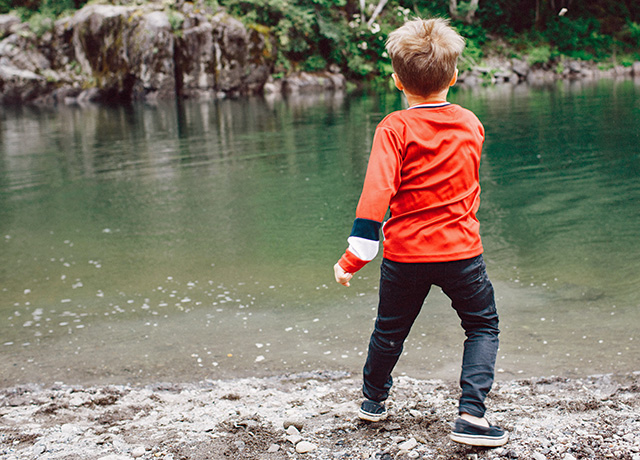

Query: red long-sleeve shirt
left=339, top=102, right=485, bottom=273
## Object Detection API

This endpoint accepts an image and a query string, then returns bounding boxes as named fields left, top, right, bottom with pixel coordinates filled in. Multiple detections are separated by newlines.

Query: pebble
left=398, top=438, right=417, bottom=451
left=286, top=425, right=300, bottom=436
left=286, top=434, right=303, bottom=445
left=382, top=423, right=401, bottom=431
left=267, top=444, right=280, bottom=453
left=131, top=446, right=146, bottom=458
left=532, top=453, right=547, bottom=460
left=296, top=441, right=317, bottom=453
left=285, top=425, right=303, bottom=444
left=69, top=396, right=85, bottom=407
left=563, top=454, right=577, bottom=460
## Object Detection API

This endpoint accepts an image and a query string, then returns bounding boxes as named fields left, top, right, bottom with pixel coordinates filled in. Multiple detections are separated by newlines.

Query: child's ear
left=392, top=73, right=404, bottom=91
left=449, top=68, right=458, bottom=87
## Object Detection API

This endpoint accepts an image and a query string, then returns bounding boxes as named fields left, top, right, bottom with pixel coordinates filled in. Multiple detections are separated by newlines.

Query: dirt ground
left=1, top=371, right=640, bottom=460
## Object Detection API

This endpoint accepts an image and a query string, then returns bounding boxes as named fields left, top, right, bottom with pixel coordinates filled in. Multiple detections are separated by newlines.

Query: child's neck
left=404, top=88, right=450, bottom=107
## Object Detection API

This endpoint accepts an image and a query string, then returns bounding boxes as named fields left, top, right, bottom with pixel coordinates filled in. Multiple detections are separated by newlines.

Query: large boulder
left=70, top=4, right=176, bottom=101
left=174, top=10, right=276, bottom=98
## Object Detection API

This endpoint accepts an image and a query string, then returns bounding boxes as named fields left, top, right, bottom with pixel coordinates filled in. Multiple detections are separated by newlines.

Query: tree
left=360, top=0, right=389, bottom=27
left=449, top=0, right=480, bottom=24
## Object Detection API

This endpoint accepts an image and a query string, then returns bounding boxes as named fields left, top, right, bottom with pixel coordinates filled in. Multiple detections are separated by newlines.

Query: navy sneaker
left=450, top=418, right=508, bottom=447
left=358, top=399, right=388, bottom=422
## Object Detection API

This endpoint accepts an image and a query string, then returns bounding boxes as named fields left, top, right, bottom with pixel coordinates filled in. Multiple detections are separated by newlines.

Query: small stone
left=409, top=409, right=422, bottom=417
left=398, top=438, right=417, bottom=451
left=532, top=453, right=547, bottom=460
left=267, top=444, right=280, bottom=453
left=296, top=441, right=317, bottom=453
left=69, top=396, right=84, bottom=406
left=286, top=434, right=303, bottom=445
left=563, top=455, right=577, bottom=460
left=286, top=425, right=300, bottom=436
left=382, top=423, right=401, bottom=431
left=131, top=446, right=146, bottom=458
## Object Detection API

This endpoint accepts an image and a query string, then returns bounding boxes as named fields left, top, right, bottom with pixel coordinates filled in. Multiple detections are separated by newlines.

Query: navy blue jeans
left=362, top=255, right=499, bottom=418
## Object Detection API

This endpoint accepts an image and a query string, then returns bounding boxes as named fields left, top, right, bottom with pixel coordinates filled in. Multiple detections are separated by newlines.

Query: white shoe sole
left=358, top=409, right=388, bottom=422
left=450, top=432, right=509, bottom=447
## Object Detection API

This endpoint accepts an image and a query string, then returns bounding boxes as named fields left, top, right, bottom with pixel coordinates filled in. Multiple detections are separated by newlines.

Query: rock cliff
left=0, top=3, right=277, bottom=104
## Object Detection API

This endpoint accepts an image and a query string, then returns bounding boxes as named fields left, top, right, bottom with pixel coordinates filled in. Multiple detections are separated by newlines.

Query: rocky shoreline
left=0, top=3, right=347, bottom=106
left=1, top=4, right=639, bottom=106
left=457, top=56, right=640, bottom=87
left=1, top=371, right=640, bottom=460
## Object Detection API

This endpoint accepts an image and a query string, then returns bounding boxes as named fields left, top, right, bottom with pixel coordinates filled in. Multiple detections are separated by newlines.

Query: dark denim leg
left=440, top=255, right=500, bottom=418
left=362, top=259, right=431, bottom=402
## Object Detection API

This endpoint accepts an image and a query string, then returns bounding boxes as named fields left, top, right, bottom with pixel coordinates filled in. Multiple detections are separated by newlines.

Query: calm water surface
left=1, top=80, right=639, bottom=386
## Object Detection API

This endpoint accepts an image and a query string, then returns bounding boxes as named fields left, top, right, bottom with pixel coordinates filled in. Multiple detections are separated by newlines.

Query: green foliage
left=543, top=16, right=613, bottom=61
left=0, top=0, right=10, bottom=14
left=27, top=10, right=54, bottom=36
left=527, top=44, right=552, bottom=66
left=218, top=0, right=407, bottom=78
left=6, top=0, right=82, bottom=20
left=167, top=10, right=184, bottom=35
left=302, top=54, right=327, bottom=72
left=626, top=21, right=640, bottom=42
left=453, top=21, right=485, bottom=70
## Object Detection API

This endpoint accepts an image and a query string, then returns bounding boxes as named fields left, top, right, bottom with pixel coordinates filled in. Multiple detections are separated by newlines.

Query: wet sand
left=2, top=371, right=640, bottom=459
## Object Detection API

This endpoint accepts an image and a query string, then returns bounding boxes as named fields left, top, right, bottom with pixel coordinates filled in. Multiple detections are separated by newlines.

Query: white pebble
left=295, top=441, right=317, bottom=453
left=285, top=426, right=300, bottom=436
left=131, top=446, right=146, bottom=458
left=286, top=434, right=303, bottom=445
left=398, top=438, right=417, bottom=451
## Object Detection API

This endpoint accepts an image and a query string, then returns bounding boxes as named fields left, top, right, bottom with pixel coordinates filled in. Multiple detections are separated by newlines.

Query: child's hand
left=334, top=263, right=353, bottom=287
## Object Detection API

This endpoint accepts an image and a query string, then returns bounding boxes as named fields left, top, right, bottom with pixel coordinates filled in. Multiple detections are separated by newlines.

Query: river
left=1, top=79, right=639, bottom=387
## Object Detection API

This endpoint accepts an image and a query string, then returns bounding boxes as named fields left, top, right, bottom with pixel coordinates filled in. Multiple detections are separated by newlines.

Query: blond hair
left=386, top=18, right=465, bottom=96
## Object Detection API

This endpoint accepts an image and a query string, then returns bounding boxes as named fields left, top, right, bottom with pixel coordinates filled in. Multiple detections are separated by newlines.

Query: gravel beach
left=2, top=371, right=640, bottom=460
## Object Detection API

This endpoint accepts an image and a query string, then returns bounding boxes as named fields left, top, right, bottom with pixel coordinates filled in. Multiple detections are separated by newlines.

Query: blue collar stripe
left=408, top=102, right=451, bottom=109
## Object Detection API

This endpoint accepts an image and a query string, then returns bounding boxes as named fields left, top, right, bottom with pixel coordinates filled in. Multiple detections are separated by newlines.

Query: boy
left=333, top=18, right=508, bottom=447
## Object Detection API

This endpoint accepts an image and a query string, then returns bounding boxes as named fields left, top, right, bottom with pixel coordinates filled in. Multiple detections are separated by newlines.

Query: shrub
left=527, top=44, right=552, bottom=66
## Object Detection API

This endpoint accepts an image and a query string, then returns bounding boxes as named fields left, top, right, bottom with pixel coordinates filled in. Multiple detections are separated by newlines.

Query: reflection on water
left=1, top=79, right=639, bottom=387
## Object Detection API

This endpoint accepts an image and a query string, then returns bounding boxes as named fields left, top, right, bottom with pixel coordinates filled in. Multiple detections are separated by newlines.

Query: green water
left=1, top=80, right=639, bottom=387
